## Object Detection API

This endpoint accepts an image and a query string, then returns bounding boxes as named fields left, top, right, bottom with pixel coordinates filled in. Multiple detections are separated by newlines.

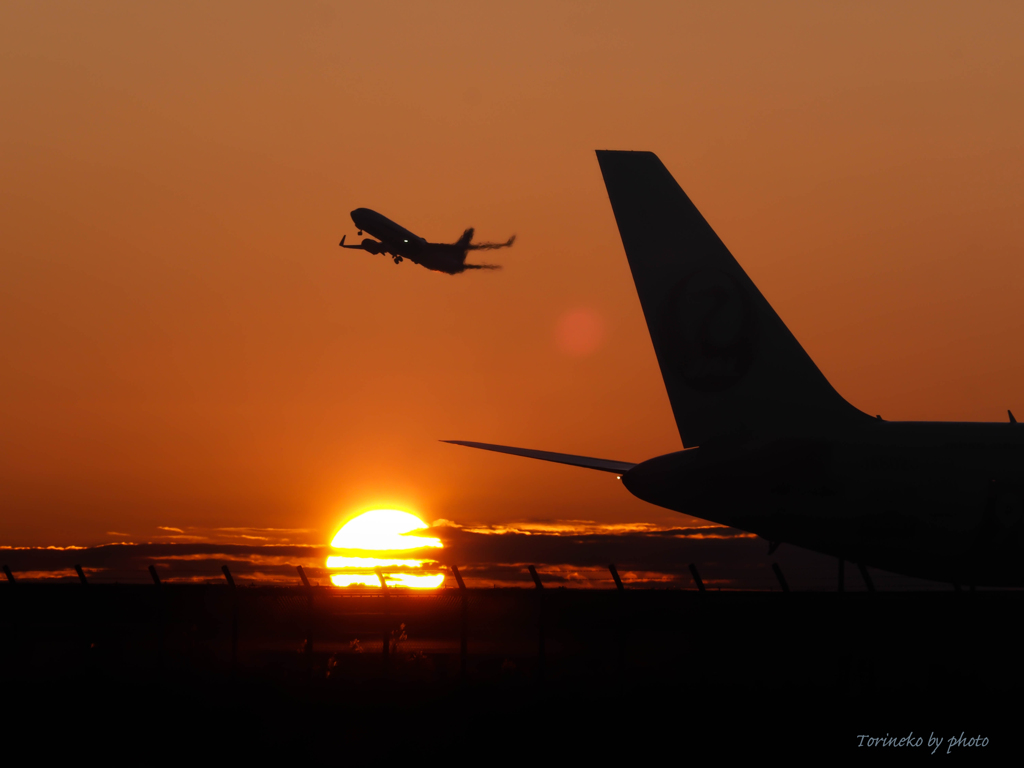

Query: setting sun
left=327, top=509, right=444, bottom=589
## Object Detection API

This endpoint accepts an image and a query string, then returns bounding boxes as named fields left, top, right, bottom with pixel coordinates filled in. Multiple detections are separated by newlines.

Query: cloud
left=0, top=521, right=937, bottom=590
left=0, top=542, right=327, bottom=584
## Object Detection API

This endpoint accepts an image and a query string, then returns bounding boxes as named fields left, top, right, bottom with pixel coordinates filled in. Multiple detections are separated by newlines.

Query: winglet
left=1010, top=410, right=1017, bottom=424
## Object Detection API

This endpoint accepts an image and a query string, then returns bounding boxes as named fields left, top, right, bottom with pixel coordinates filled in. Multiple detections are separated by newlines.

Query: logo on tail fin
left=657, top=268, right=757, bottom=392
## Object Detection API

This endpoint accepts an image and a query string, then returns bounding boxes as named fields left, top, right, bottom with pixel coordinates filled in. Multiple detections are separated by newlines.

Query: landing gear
left=357, top=230, right=363, bottom=236
left=393, top=256, right=403, bottom=264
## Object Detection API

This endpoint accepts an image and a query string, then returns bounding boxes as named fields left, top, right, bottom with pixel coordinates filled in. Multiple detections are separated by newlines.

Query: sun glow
left=330, top=509, right=442, bottom=550
left=326, top=509, right=444, bottom=589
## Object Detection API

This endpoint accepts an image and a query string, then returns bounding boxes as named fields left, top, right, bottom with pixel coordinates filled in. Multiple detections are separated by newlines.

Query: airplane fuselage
left=448, top=149, right=1024, bottom=587
left=348, top=208, right=473, bottom=274
left=623, top=421, right=1024, bottom=585
left=351, top=208, right=424, bottom=249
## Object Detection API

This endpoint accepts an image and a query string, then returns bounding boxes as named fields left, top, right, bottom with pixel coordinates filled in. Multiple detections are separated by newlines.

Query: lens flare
left=326, top=509, right=443, bottom=589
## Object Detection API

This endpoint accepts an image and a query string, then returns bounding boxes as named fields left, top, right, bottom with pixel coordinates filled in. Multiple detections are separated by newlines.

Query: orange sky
left=3, top=1, right=1024, bottom=547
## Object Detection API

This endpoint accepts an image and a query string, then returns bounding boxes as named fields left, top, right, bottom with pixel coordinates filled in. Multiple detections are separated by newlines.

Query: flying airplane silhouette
left=446, top=150, right=1024, bottom=587
left=340, top=208, right=515, bottom=274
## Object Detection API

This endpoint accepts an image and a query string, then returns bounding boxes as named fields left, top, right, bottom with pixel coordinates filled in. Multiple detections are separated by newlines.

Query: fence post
left=771, top=562, right=790, bottom=593
left=148, top=565, right=165, bottom=667
left=73, top=564, right=93, bottom=656
left=608, top=564, right=624, bottom=591
left=688, top=563, right=705, bottom=592
left=609, top=564, right=626, bottom=677
left=222, top=565, right=237, bottom=674
left=451, top=565, right=468, bottom=680
left=528, top=566, right=545, bottom=682
left=857, top=563, right=875, bottom=593
left=297, top=566, right=314, bottom=675
left=528, top=565, right=543, bottom=590
left=375, top=568, right=390, bottom=671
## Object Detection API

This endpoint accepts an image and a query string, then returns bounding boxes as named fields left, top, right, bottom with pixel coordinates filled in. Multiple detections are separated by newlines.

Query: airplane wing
left=340, top=235, right=387, bottom=254
left=441, top=440, right=635, bottom=474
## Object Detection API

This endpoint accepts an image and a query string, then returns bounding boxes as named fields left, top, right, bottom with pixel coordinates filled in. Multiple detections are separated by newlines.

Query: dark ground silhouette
left=1, top=584, right=1018, bottom=759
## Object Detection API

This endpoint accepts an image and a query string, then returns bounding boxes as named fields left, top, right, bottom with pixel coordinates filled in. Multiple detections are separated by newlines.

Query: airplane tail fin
left=596, top=150, right=869, bottom=448
left=456, top=228, right=475, bottom=248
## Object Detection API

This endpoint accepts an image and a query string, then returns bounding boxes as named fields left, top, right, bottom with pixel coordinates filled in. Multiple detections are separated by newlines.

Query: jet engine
left=361, top=238, right=385, bottom=254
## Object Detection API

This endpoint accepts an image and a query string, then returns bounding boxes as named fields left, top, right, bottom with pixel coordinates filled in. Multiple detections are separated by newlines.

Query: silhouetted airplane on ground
left=447, top=150, right=1024, bottom=587
left=340, top=208, right=515, bottom=274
